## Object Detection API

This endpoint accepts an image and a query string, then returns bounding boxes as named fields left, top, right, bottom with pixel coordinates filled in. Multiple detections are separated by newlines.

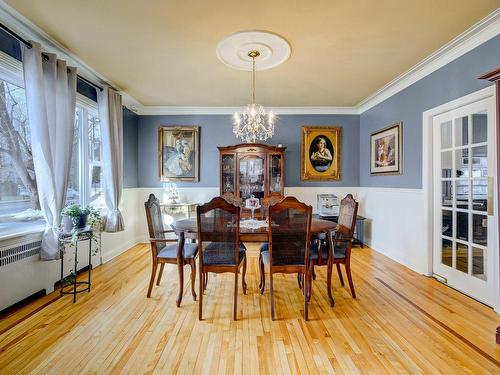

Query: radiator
left=0, top=240, right=41, bottom=267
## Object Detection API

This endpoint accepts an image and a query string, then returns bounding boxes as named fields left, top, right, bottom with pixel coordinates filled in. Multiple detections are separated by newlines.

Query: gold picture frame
left=158, top=126, right=200, bottom=182
left=370, top=122, right=402, bottom=175
left=301, top=126, right=341, bottom=180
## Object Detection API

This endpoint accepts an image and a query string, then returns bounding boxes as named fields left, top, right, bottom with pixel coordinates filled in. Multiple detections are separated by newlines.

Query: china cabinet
left=218, top=144, right=285, bottom=202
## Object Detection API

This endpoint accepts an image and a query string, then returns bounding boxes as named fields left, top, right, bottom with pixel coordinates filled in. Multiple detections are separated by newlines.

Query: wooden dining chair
left=259, top=196, right=312, bottom=320
left=197, top=197, right=247, bottom=320
left=257, top=195, right=284, bottom=272
left=144, top=194, right=198, bottom=306
left=309, top=194, right=359, bottom=306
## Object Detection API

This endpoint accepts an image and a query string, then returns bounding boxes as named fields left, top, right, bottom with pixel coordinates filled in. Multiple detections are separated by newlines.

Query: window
left=0, top=51, right=103, bottom=237
left=72, top=103, right=104, bottom=207
left=0, top=75, right=44, bottom=235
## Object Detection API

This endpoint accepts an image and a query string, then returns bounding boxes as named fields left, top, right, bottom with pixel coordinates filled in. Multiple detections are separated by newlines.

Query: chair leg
left=307, top=265, right=313, bottom=303
left=190, top=259, right=197, bottom=301
left=203, top=272, right=208, bottom=292
left=304, top=270, right=309, bottom=321
left=270, top=272, right=275, bottom=321
left=258, top=254, right=263, bottom=290
left=345, top=263, right=356, bottom=298
left=259, top=255, right=265, bottom=294
left=233, top=271, right=239, bottom=320
left=242, top=257, right=247, bottom=294
left=198, top=267, right=203, bottom=320
left=176, top=262, right=184, bottom=307
left=156, top=263, right=165, bottom=286
left=297, top=273, right=303, bottom=290
left=147, top=262, right=158, bottom=298
left=336, top=263, right=345, bottom=286
left=327, top=260, right=334, bottom=307
left=311, top=266, right=316, bottom=280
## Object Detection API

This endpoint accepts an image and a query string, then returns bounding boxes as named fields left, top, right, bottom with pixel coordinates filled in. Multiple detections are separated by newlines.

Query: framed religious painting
left=301, top=126, right=341, bottom=180
left=158, top=126, right=200, bottom=182
left=370, top=122, right=402, bottom=175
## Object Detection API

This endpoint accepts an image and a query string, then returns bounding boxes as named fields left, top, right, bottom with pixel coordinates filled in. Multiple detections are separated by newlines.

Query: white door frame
left=422, top=85, right=499, bottom=312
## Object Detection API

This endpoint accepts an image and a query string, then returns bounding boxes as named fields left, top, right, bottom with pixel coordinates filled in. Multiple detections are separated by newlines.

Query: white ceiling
left=4, top=0, right=500, bottom=107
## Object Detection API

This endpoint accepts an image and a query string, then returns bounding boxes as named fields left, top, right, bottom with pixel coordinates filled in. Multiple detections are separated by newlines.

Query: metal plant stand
left=58, top=227, right=93, bottom=303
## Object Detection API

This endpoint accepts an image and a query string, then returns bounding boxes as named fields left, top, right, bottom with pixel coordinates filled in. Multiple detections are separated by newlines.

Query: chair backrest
left=335, top=194, right=359, bottom=242
left=261, top=195, right=284, bottom=219
left=144, top=193, right=165, bottom=239
left=197, top=196, right=240, bottom=266
left=268, top=196, right=312, bottom=266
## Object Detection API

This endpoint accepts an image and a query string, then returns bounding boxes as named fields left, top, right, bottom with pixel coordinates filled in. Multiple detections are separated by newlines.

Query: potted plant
left=61, top=204, right=102, bottom=250
left=62, top=204, right=88, bottom=232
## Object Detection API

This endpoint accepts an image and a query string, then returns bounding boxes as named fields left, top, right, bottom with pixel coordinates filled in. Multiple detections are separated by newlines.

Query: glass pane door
left=239, top=155, right=264, bottom=200
left=269, top=154, right=283, bottom=193
left=222, top=154, right=235, bottom=194
left=432, top=96, right=496, bottom=306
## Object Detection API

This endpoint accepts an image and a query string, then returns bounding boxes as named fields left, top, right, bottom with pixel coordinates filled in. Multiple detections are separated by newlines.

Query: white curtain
left=22, top=42, right=77, bottom=260
left=98, top=86, right=124, bottom=232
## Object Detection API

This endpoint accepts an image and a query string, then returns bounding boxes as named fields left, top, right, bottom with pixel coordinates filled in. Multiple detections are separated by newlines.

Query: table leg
left=326, top=232, right=335, bottom=306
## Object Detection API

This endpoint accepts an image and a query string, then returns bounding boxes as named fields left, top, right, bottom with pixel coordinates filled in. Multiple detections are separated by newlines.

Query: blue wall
left=360, top=35, right=500, bottom=188
left=123, top=108, right=139, bottom=188
left=124, top=35, right=499, bottom=190
left=137, top=114, right=360, bottom=188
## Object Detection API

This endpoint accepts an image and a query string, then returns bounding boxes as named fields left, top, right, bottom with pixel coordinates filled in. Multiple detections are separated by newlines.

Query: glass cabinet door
left=222, top=154, right=235, bottom=194
left=269, top=154, right=283, bottom=194
left=239, top=155, right=265, bottom=200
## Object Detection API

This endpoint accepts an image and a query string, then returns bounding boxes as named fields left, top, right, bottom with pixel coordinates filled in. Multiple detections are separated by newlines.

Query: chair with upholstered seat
left=144, top=194, right=198, bottom=306
left=259, top=196, right=312, bottom=320
left=197, top=197, right=247, bottom=320
left=258, top=195, right=284, bottom=291
left=309, top=194, right=358, bottom=306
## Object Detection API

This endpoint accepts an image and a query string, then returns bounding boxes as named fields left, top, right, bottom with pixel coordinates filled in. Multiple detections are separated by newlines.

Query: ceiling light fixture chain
left=233, top=49, right=275, bottom=144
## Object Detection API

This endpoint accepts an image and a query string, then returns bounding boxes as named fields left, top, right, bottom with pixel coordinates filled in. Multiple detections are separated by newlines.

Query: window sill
left=0, top=222, right=45, bottom=244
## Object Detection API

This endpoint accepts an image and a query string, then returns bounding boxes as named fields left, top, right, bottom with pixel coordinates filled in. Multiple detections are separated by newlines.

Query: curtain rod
left=0, top=22, right=104, bottom=92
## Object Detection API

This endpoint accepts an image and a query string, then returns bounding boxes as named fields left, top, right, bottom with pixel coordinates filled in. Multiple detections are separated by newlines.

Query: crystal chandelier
left=233, top=50, right=275, bottom=143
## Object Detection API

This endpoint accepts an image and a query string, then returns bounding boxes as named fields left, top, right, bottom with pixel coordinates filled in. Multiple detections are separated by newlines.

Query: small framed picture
left=370, top=122, right=402, bottom=175
left=158, top=126, right=200, bottom=182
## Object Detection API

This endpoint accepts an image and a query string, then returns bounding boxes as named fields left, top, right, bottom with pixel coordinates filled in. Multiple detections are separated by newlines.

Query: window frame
left=75, top=98, right=103, bottom=208
left=0, top=50, right=103, bottom=239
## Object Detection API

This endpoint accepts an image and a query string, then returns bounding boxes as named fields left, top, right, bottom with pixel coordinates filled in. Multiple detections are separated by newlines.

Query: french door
left=432, top=95, right=497, bottom=306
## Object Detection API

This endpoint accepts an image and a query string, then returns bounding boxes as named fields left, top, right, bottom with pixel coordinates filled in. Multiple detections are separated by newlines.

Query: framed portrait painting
left=370, top=122, right=402, bottom=175
left=301, top=126, right=341, bottom=180
left=158, top=126, right=199, bottom=182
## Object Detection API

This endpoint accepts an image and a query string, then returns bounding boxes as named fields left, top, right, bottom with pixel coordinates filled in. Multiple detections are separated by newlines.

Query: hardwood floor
left=0, top=243, right=499, bottom=374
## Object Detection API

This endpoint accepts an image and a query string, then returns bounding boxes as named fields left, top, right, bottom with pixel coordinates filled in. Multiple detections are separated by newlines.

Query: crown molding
left=0, top=3, right=498, bottom=117
left=356, top=8, right=500, bottom=113
left=0, top=1, right=143, bottom=111
left=138, top=106, right=359, bottom=116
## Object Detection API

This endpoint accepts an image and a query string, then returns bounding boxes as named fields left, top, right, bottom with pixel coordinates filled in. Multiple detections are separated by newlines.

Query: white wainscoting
left=356, top=187, right=426, bottom=274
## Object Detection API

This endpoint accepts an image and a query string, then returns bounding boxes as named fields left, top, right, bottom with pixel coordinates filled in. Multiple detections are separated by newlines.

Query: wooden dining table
left=171, top=217, right=338, bottom=243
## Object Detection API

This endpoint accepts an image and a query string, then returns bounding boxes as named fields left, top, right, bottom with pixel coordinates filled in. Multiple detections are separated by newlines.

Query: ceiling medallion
left=217, top=31, right=291, bottom=143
